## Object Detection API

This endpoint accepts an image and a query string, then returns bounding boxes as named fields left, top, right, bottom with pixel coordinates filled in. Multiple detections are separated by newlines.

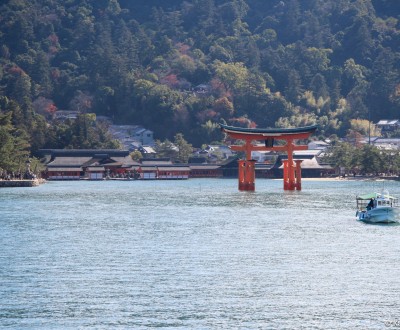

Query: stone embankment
left=0, top=179, right=45, bottom=188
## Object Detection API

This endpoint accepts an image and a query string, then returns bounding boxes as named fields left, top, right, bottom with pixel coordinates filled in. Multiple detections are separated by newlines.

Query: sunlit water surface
left=1, top=178, right=400, bottom=329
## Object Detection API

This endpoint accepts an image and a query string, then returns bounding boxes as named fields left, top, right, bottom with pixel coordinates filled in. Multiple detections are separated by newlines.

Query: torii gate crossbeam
left=220, top=124, right=317, bottom=191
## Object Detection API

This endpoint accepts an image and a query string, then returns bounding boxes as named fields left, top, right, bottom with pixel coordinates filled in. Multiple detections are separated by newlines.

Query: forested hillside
left=1, top=0, right=399, bottom=166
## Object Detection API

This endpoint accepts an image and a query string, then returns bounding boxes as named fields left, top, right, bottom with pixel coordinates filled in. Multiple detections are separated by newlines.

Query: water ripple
left=1, top=179, right=400, bottom=329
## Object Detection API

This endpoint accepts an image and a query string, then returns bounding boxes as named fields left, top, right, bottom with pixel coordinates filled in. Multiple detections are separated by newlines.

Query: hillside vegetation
left=0, top=0, right=399, bottom=169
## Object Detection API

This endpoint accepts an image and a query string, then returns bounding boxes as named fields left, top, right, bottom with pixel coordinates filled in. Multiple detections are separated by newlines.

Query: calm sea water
left=1, top=178, right=400, bottom=329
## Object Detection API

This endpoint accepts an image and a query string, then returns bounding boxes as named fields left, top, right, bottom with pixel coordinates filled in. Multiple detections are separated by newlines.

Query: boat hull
left=357, top=207, right=399, bottom=224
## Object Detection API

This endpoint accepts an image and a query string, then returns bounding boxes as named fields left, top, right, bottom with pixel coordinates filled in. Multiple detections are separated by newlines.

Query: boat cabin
left=356, top=192, right=398, bottom=211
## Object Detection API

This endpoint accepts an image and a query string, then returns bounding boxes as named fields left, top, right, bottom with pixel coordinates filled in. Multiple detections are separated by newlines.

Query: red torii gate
left=220, top=124, right=317, bottom=191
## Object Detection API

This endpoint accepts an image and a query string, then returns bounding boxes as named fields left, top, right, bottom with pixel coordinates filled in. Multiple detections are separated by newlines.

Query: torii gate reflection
left=220, top=124, right=318, bottom=191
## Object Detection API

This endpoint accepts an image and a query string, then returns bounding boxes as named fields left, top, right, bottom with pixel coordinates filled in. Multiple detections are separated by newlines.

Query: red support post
left=295, top=160, right=303, bottom=190
left=238, top=159, right=255, bottom=191
left=283, top=160, right=289, bottom=190
left=286, top=140, right=296, bottom=190
left=238, top=159, right=246, bottom=190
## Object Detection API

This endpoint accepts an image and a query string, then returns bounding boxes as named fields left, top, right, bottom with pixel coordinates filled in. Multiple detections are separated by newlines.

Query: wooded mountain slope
left=0, top=0, right=399, bottom=154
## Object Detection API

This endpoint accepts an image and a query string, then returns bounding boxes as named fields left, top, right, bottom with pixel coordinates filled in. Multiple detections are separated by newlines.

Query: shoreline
left=274, top=176, right=400, bottom=182
left=0, top=179, right=46, bottom=188
left=1, top=177, right=397, bottom=185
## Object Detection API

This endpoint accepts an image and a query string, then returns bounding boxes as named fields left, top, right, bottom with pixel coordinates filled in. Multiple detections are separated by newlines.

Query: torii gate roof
left=220, top=123, right=318, bottom=137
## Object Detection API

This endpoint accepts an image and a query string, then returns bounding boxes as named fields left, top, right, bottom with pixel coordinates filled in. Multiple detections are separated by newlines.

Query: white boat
left=356, top=190, right=399, bottom=224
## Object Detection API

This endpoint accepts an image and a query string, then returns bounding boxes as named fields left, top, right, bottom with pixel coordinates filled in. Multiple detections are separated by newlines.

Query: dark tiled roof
left=141, top=166, right=157, bottom=171
left=140, top=160, right=172, bottom=165
left=112, top=156, right=140, bottom=166
left=47, top=167, right=82, bottom=171
left=86, top=166, right=105, bottom=171
left=39, top=149, right=130, bottom=157
left=220, top=123, right=318, bottom=135
left=189, top=165, right=221, bottom=170
left=48, top=157, right=92, bottom=166
left=158, top=166, right=191, bottom=171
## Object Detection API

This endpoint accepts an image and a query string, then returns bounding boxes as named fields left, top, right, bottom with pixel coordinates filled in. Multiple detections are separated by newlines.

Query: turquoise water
left=1, top=178, right=400, bottom=329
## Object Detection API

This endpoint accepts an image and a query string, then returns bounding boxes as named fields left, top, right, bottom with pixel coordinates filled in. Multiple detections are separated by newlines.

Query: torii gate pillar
left=283, top=159, right=303, bottom=190
left=238, top=159, right=256, bottom=191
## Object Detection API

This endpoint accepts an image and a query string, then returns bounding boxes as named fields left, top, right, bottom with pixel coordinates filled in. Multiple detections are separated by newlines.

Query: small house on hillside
left=109, top=125, right=154, bottom=149
left=251, top=147, right=277, bottom=164
left=308, top=140, right=330, bottom=151
left=138, top=146, right=157, bottom=158
left=194, top=84, right=210, bottom=94
left=373, top=138, right=400, bottom=150
left=203, top=145, right=235, bottom=160
left=376, top=119, right=400, bottom=133
left=53, top=110, right=79, bottom=121
left=133, top=127, right=154, bottom=145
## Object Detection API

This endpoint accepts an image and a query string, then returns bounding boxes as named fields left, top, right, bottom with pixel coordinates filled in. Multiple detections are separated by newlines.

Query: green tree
left=359, top=144, right=384, bottom=175
left=65, top=114, right=120, bottom=149
left=310, top=73, right=329, bottom=99
left=284, top=69, right=303, bottom=102
left=130, top=150, right=143, bottom=161
left=136, top=83, right=183, bottom=139
left=213, top=61, right=249, bottom=93
left=154, top=139, right=178, bottom=160
left=0, top=112, right=30, bottom=172
left=174, top=133, right=193, bottom=163
left=325, top=142, right=355, bottom=175
left=201, top=120, right=222, bottom=142
left=280, top=0, right=301, bottom=43
left=349, top=119, right=380, bottom=137
left=368, top=48, right=399, bottom=120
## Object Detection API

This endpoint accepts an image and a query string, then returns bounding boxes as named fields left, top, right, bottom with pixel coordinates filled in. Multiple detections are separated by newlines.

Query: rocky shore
left=0, top=179, right=45, bottom=188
